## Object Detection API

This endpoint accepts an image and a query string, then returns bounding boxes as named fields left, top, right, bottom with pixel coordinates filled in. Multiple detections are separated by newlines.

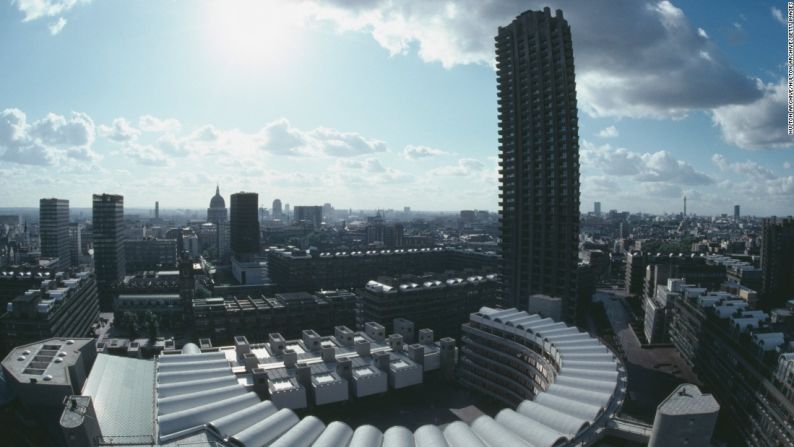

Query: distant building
left=182, top=233, right=199, bottom=259
left=322, top=203, right=334, bottom=222
left=39, top=198, right=70, bottom=269
left=294, top=206, right=323, bottom=230
left=191, top=290, right=357, bottom=343
left=761, top=217, right=794, bottom=309
left=272, top=198, right=283, bottom=220
left=365, top=219, right=404, bottom=248
left=498, top=9, right=580, bottom=322
left=207, top=185, right=230, bottom=260
left=114, top=293, right=183, bottom=332
left=206, top=185, right=227, bottom=223
left=1, top=273, right=98, bottom=353
left=268, top=247, right=498, bottom=292
left=230, top=192, right=260, bottom=258
left=594, top=201, right=602, bottom=216
left=459, top=210, right=476, bottom=223
left=357, top=273, right=498, bottom=340
left=231, top=256, right=269, bottom=285
left=734, top=204, right=740, bottom=221
left=68, top=223, right=81, bottom=267
left=124, top=239, right=177, bottom=272
left=92, top=194, right=125, bottom=311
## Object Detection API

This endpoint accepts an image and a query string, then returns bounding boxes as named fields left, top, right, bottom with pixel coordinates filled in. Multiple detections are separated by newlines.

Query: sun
left=203, top=0, right=303, bottom=69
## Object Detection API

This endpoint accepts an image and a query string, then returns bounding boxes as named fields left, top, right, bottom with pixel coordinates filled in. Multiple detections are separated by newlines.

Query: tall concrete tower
left=497, top=8, right=580, bottom=322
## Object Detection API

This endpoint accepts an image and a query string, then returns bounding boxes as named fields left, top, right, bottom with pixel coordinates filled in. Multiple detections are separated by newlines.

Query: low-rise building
left=124, top=239, right=177, bottom=273
left=191, top=290, right=357, bottom=344
left=356, top=273, right=498, bottom=339
left=267, top=246, right=498, bottom=292
left=1, top=273, right=98, bottom=353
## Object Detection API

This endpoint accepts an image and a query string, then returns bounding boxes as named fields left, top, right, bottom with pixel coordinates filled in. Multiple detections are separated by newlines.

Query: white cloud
left=121, top=143, right=171, bottom=166
left=403, top=144, right=448, bottom=159
left=597, top=125, right=619, bottom=138
left=300, top=0, right=760, bottom=119
left=48, top=17, right=66, bottom=35
left=581, top=140, right=712, bottom=185
left=329, top=157, right=413, bottom=184
left=258, top=118, right=387, bottom=157
left=785, top=161, right=792, bottom=169
left=430, top=158, right=486, bottom=176
left=772, top=7, right=785, bottom=25
left=99, top=117, right=140, bottom=142
left=12, top=0, right=91, bottom=34
left=712, top=79, right=794, bottom=149
left=711, top=153, right=776, bottom=180
left=709, top=153, right=794, bottom=202
left=0, top=108, right=97, bottom=166
left=138, top=115, right=181, bottom=133
left=697, top=27, right=708, bottom=38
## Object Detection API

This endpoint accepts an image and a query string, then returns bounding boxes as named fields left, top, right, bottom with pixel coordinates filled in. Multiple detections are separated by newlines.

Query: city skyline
left=0, top=0, right=792, bottom=215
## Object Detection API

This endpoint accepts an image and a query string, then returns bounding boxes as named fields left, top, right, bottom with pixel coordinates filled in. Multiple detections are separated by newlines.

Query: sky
left=0, top=0, right=792, bottom=216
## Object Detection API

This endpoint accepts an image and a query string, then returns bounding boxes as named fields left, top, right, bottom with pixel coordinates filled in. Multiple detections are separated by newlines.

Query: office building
left=761, top=217, right=794, bottom=309
left=357, top=273, right=498, bottom=340
left=668, top=286, right=794, bottom=446
left=124, top=239, right=177, bottom=272
left=497, top=8, right=580, bottom=321
left=272, top=199, right=283, bottom=220
left=734, top=205, right=740, bottom=221
left=230, top=192, right=260, bottom=258
left=155, top=201, right=159, bottom=220
left=294, top=206, right=323, bottom=229
left=92, top=194, right=125, bottom=311
left=68, top=222, right=82, bottom=267
left=1, top=273, right=97, bottom=354
left=39, top=198, right=70, bottom=269
left=594, top=202, right=601, bottom=216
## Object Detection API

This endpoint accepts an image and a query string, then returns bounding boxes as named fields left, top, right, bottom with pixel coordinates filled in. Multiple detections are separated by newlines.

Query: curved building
left=58, top=307, right=623, bottom=446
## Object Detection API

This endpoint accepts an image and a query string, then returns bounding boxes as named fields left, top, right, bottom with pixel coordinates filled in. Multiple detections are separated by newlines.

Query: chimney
left=373, top=351, right=390, bottom=371
left=388, top=334, right=404, bottom=352
left=321, top=345, right=336, bottom=362
left=283, top=349, right=297, bottom=368
left=355, top=340, right=371, bottom=357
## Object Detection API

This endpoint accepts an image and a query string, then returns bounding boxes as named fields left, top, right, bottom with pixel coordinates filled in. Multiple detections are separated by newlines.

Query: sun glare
left=204, top=0, right=303, bottom=68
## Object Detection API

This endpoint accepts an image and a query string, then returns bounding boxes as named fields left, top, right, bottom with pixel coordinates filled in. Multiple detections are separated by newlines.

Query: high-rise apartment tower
left=497, top=8, right=581, bottom=321
left=92, top=194, right=125, bottom=310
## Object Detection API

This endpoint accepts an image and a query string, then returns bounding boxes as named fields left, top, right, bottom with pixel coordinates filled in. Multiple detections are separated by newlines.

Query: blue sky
left=0, top=0, right=792, bottom=215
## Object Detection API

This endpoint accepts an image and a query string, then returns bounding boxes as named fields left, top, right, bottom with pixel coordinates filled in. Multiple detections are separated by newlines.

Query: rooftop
left=656, top=384, right=720, bottom=416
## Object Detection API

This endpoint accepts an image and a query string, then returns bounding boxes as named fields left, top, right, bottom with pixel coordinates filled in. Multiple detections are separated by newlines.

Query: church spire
left=216, top=184, right=220, bottom=196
